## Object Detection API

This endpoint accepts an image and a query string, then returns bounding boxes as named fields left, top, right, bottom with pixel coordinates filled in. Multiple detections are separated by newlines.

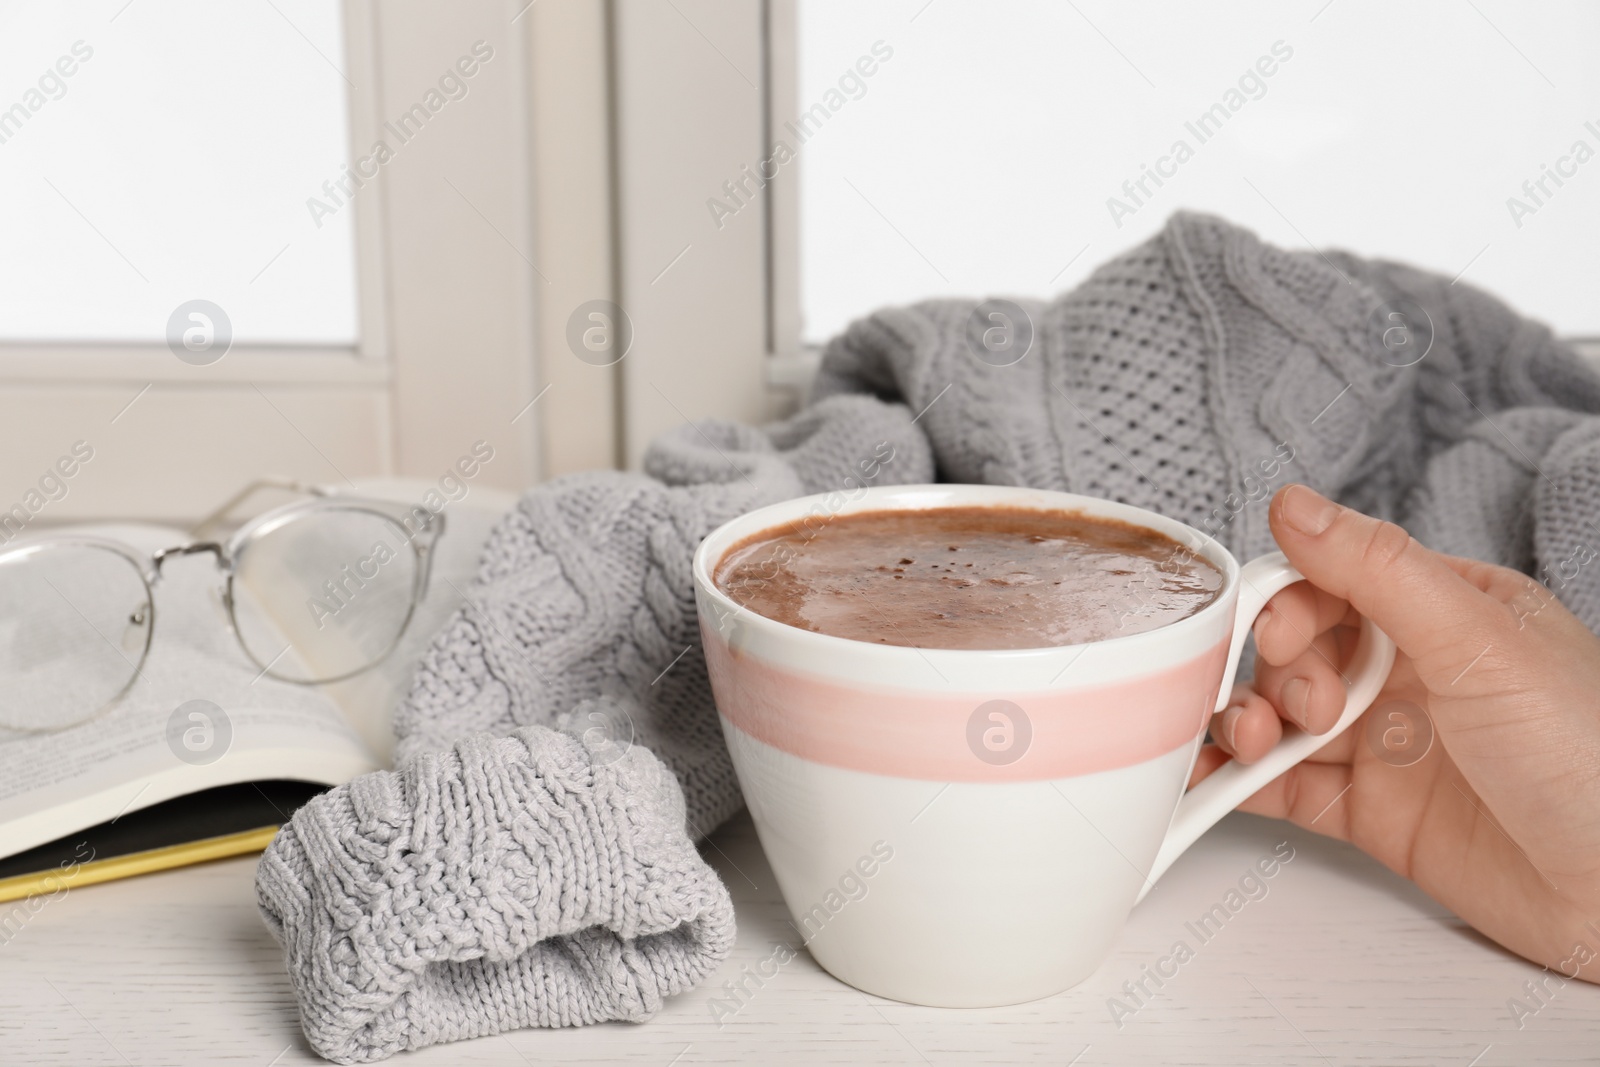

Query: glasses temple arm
left=188, top=478, right=332, bottom=540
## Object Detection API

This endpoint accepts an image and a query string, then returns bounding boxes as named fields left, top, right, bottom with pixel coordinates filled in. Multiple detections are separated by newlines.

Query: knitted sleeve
left=256, top=727, right=736, bottom=1063
left=389, top=393, right=934, bottom=837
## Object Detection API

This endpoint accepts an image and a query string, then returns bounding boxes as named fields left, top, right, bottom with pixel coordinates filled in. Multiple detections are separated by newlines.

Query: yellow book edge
left=0, top=825, right=282, bottom=904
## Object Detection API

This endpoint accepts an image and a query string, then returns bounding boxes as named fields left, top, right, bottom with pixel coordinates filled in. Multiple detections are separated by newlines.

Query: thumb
left=1267, top=484, right=1510, bottom=692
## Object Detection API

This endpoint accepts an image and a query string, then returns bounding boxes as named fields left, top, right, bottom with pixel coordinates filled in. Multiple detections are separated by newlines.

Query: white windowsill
left=0, top=345, right=389, bottom=385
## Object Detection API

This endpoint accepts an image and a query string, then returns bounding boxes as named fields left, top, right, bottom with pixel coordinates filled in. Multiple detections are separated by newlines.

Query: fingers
left=1254, top=580, right=1352, bottom=666
left=1254, top=628, right=1349, bottom=735
left=1188, top=744, right=1232, bottom=787
left=1208, top=684, right=1283, bottom=762
left=1269, top=485, right=1510, bottom=692
left=1187, top=746, right=1357, bottom=843
left=1234, top=761, right=1355, bottom=843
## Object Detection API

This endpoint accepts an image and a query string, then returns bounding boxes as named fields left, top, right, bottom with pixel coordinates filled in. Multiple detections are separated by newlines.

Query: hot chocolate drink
left=713, top=505, right=1223, bottom=650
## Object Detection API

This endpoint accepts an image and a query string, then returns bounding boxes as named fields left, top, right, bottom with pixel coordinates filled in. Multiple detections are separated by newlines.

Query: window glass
left=0, top=0, right=358, bottom=344
left=797, top=0, right=1600, bottom=342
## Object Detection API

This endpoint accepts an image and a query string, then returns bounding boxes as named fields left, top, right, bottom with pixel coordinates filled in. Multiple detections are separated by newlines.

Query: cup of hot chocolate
left=692, top=484, right=1395, bottom=1008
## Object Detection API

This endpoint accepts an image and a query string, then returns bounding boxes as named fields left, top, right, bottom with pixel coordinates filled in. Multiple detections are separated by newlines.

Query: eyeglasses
left=0, top=479, right=445, bottom=734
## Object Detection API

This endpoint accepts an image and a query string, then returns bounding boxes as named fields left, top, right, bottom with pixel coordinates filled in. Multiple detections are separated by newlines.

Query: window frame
left=0, top=0, right=546, bottom=524
left=0, top=0, right=390, bottom=387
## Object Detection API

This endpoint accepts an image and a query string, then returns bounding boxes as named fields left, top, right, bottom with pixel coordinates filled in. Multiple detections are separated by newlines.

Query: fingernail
left=1280, top=484, right=1341, bottom=537
left=1253, top=607, right=1274, bottom=645
left=1281, top=677, right=1312, bottom=729
left=1222, top=703, right=1246, bottom=749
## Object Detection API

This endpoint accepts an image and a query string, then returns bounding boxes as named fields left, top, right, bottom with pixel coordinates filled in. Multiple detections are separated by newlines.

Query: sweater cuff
left=255, top=727, right=736, bottom=1063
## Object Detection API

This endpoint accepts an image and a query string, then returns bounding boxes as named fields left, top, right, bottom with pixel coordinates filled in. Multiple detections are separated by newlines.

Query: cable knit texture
left=390, top=394, right=937, bottom=833
left=259, top=212, right=1600, bottom=1061
left=256, top=728, right=736, bottom=1063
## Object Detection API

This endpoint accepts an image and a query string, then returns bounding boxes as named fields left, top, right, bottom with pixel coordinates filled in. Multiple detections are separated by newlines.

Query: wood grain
left=2, top=810, right=1595, bottom=1066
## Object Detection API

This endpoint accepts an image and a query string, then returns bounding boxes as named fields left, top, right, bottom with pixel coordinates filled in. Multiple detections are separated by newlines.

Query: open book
left=0, top=479, right=515, bottom=904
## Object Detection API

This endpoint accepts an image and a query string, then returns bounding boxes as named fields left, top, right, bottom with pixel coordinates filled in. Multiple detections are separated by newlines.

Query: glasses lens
left=0, top=543, right=151, bottom=732
left=230, top=507, right=420, bottom=683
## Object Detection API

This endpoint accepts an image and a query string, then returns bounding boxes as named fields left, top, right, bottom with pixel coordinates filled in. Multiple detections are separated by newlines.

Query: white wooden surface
left=2, top=806, right=1596, bottom=1066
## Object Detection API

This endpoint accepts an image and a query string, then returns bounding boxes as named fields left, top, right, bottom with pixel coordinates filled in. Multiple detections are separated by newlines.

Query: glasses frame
left=0, top=479, right=445, bottom=733
left=0, top=536, right=158, bottom=734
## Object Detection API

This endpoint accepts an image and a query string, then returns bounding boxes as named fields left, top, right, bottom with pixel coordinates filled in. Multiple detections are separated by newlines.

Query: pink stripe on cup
left=702, top=624, right=1230, bottom=782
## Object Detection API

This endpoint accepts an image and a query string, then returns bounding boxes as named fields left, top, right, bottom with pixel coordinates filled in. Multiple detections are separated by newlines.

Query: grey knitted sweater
left=257, top=213, right=1600, bottom=1061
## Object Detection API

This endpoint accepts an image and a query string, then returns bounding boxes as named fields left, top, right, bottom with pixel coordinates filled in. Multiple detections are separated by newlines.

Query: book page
left=0, top=524, right=377, bottom=859
left=0, top=482, right=517, bottom=859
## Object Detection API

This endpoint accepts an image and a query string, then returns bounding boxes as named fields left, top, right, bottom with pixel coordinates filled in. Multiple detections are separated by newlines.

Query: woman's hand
left=1194, top=484, right=1600, bottom=982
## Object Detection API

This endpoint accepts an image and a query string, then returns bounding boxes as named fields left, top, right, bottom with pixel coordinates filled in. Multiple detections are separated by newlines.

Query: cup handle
left=1134, top=551, right=1397, bottom=904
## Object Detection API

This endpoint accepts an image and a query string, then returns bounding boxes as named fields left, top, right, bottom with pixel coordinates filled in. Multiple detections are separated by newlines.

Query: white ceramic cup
left=692, top=484, right=1396, bottom=1008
